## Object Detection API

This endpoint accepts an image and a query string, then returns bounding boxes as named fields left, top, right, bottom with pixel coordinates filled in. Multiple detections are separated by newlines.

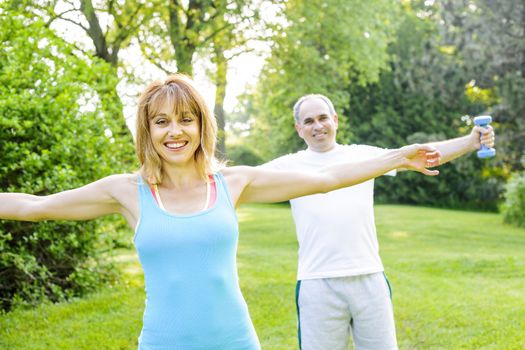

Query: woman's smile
left=164, top=140, right=189, bottom=151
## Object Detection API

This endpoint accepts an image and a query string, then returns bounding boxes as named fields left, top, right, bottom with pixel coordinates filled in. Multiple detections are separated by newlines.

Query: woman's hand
left=400, top=144, right=441, bottom=176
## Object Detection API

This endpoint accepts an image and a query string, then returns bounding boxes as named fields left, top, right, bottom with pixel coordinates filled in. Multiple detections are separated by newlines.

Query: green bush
left=344, top=9, right=506, bottom=211
left=502, top=172, right=525, bottom=227
left=373, top=131, right=503, bottom=211
left=0, top=8, right=133, bottom=310
left=226, top=144, right=264, bottom=166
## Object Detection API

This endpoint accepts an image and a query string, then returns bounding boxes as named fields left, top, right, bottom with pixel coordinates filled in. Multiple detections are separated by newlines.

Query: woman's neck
left=161, top=163, right=202, bottom=189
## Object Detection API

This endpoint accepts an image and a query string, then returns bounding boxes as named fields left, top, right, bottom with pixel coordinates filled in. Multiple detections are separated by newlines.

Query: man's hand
left=469, top=125, right=495, bottom=151
left=399, top=144, right=441, bottom=176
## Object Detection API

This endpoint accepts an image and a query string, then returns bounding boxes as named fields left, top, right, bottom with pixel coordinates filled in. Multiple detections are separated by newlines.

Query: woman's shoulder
left=96, top=174, right=141, bottom=205
left=95, top=173, right=141, bottom=193
left=219, top=165, right=253, bottom=178
left=101, top=173, right=140, bottom=183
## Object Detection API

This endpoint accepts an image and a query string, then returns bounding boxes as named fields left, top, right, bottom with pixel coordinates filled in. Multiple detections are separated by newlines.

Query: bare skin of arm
left=394, top=125, right=494, bottom=173
left=0, top=145, right=440, bottom=223
left=428, top=125, right=494, bottom=164
left=0, top=174, right=139, bottom=228
left=224, top=144, right=440, bottom=206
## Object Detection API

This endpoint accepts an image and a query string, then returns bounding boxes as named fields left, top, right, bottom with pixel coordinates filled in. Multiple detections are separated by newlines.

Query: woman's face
left=149, top=98, right=201, bottom=167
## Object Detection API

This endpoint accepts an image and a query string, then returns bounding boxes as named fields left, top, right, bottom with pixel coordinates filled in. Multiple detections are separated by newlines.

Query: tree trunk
left=80, top=0, right=115, bottom=65
left=78, top=0, right=131, bottom=139
left=174, top=45, right=195, bottom=76
left=169, top=0, right=197, bottom=76
left=214, top=46, right=228, bottom=158
left=522, top=3, right=525, bottom=79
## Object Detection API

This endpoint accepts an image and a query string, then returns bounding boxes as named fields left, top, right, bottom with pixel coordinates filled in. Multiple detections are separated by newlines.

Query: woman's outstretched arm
left=0, top=174, right=132, bottom=222
left=225, top=144, right=440, bottom=205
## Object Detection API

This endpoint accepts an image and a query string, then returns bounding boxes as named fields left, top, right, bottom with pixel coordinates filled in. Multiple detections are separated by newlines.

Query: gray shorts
left=295, top=272, right=398, bottom=350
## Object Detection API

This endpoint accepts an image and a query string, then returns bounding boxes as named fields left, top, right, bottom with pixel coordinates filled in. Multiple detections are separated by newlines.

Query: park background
left=1, top=0, right=524, bottom=348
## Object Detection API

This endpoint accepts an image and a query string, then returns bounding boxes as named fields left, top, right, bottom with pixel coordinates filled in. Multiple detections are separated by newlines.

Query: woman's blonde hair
left=136, top=74, right=220, bottom=184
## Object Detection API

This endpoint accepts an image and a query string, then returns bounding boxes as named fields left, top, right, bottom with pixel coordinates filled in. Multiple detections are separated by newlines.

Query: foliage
left=19, top=0, right=150, bottom=141
left=502, top=172, right=525, bottom=227
left=138, top=0, right=263, bottom=76
left=245, top=0, right=400, bottom=159
left=206, top=2, right=266, bottom=156
left=244, top=0, right=509, bottom=210
left=26, top=0, right=155, bottom=66
left=137, top=0, right=266, bottom=156
left=225, top=103, right=264, bottom=165
left=226, top=144, right=264, bottom=166
left=2, top=204, right=525, bottom=348
left=0, top=7, right=134, bottom=310
left=346, top=2, right=505, bottom=210
left=437, top=0, right=525, bottom=172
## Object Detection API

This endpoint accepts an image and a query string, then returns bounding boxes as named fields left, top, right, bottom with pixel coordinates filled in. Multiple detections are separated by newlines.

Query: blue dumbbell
left=473, top=116, right=496, bottom=158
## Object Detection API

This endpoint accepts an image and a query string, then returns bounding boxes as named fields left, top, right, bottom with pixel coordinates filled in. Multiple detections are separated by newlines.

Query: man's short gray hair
left=293, top=94, right=336, bottom=123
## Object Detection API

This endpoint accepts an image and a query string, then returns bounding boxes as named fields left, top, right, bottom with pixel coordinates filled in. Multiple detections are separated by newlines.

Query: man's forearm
left=427, top=135, right=476, bottom=165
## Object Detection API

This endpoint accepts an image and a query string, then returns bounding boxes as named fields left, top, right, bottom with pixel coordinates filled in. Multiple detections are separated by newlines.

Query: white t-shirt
left=262, top=144, right=395, bottom=280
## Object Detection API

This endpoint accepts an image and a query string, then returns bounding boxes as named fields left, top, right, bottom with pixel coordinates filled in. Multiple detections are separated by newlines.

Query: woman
left=0, top=74, right=440, bottom=349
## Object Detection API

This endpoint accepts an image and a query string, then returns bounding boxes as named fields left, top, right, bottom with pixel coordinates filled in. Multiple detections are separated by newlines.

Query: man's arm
left=429, top=125, right=494, bottom=165
left=397, top=125, right=494, bottom=172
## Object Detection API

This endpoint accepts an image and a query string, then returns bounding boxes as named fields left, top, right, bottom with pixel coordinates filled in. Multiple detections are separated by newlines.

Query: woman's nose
left=168, top=123, right=183, bottom=136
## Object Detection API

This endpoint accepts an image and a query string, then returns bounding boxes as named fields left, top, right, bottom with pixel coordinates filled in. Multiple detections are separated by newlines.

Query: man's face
left=295, top=97, right=338, bottom=152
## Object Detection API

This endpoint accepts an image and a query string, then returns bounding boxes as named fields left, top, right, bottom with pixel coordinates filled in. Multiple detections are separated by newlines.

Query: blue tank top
left=134, top=173, right=260, bottom=350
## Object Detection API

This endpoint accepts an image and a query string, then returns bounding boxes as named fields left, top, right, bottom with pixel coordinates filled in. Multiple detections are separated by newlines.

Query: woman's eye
left=155, top=119, right=167, bottom=125
left=182, top=117, right=193, bottom=123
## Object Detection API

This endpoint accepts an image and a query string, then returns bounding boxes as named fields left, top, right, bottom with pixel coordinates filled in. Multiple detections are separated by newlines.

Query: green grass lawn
left=1, top=204, right=524, bottom=349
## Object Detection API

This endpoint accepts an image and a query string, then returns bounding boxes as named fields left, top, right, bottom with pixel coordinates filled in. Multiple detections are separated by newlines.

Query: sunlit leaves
left=0, top=5, right=131, bottom=310
left=246, top=0, right=400, bottom=158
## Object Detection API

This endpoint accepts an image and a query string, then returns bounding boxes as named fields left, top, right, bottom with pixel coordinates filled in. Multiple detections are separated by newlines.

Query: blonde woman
left=0, top=74, right=440, bottom=349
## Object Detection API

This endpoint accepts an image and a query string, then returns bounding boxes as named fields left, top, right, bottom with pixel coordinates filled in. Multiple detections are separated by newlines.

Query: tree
left=0, top=4, right=130, bottom=310
left=24, top=0, right=155, bottom=143
left=438, top=0, right=525, bottom=171
left=138, top=0, right=265, bottom=156
left=140, top=0, right=260, bottom=75
left=242, top=0, right=505, bottom=209
left=208, top=5, right=266, bottom=156
left=211, top=34, right=229, bottom=156
left=345, top=0, right=504, bottom=210
left=245, top=0, right=400, bottom=159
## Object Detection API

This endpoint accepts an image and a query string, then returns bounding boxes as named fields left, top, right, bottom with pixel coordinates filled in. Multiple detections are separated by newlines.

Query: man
left=261, top=94, right=495, bottom=350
